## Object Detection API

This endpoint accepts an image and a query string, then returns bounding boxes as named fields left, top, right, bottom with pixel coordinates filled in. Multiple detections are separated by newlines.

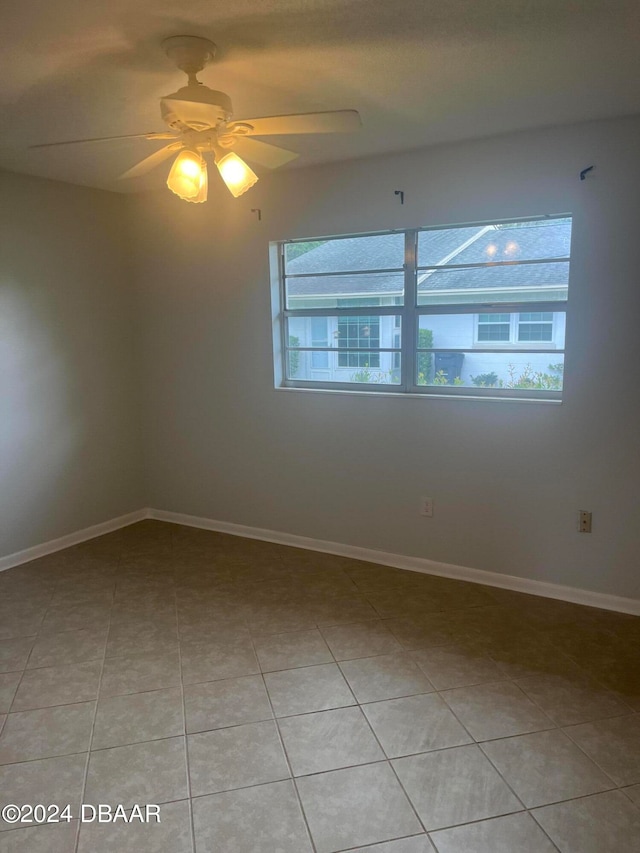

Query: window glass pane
left=286, top=315, right=401, bottom=382
left=416, top=261, right=569, bottom=306
left=418, top=218, right=571, bottom=266
left=286, top=351, right=401, bottom=385
left=286, top=272, right=403, bottom=308
left=415, top=352, right=564, bottom=390
left=285, top=233, right=405, bottom=274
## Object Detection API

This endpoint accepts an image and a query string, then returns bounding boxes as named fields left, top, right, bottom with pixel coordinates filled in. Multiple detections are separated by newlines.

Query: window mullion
left=401, top=230, right=418, bottom=392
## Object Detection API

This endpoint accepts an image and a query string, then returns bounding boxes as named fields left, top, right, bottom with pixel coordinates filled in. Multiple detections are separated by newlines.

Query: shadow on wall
left=0, top=282, right=81, bottom=549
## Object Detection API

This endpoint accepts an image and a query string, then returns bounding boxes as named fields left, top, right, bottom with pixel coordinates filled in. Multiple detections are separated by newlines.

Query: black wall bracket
left=251, top=208, right=262, bottom=221
left=580, top=165, right=594, bottom=181
left=394, top=190, right=405, bottom=205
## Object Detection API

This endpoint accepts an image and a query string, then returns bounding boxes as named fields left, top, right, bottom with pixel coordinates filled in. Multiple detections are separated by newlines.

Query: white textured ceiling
left=1, top=0, right=639, bottom=193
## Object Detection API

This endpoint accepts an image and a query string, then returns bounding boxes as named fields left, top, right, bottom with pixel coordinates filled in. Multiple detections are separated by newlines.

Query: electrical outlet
left=578, top=510, right=592, bottom=533
left=420, top=497, right=434, bottom=517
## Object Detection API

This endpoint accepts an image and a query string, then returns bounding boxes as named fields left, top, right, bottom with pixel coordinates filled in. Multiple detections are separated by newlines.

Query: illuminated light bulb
left=167, top=150, right=205, bottom=201
left=216, top=152, right=258, bottom=197
left=486, top=243, right=498, bottom=257
left=183, top=160, right=208, bottom=204
left=504, top=240, right=519, bottom=255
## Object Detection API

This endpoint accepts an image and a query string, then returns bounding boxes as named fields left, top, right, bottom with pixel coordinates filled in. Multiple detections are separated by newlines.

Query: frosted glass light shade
left=183, top=160, right=208, bottom=204
left=216, top=152, right=258, bottom=197
left=167, top=150, right=206, bottom=201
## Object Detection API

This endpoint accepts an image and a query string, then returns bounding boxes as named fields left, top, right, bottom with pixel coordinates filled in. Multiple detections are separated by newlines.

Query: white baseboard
left=148, top=508, right=640, bottom=616
left=0, top=509, right=151, bottom=573
left=3, top=505, right=638, bottom=616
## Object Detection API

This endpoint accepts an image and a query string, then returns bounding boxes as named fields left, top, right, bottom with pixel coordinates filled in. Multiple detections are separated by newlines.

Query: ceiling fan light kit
left=215, top=151, right=258, bottom=198
left=166, top=148, right=208, bottom=202
left=30, top=34, right=362, bottom=204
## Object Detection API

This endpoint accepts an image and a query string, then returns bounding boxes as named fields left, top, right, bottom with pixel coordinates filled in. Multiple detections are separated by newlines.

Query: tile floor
left=0, top=520, right=639, bottom=852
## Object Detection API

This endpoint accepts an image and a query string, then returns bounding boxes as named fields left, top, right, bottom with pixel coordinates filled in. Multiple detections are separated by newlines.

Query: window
left=475, top=312, right=556, bottom=344
left=337, top=317, right=381, bottom=367
left=275, top=215, right=571, bottom=399
left=477, top=313, right=511, bottom=342
left=518, top=312, right=553, bottom=342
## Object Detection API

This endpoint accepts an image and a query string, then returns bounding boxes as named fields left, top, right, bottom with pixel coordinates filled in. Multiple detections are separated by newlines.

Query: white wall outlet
left=420, top=497, right=434, bottom=517
left=578, top=510, right=592, bottom=533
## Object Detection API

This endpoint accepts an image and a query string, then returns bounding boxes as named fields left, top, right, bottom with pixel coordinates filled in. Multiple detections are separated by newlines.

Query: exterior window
left=518, top=312, right=553, bottom=342
left=477, top=314, right=511, bottom=342
left=337, top=317, right=380, bottom=367
left=276, top=215, right=571, bottom=399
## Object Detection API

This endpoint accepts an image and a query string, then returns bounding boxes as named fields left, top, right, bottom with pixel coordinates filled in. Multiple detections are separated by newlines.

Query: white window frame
left=272, top=214, right=571, bottom=401
left=473, top=312, right=557, bottom=347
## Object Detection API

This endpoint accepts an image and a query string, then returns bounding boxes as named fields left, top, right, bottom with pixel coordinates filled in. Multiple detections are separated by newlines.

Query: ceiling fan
left=30, top=36, right=362, bottom=203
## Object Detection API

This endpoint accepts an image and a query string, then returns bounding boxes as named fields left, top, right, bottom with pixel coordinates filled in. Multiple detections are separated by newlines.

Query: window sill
left=275, top=386, right=562, bottom=404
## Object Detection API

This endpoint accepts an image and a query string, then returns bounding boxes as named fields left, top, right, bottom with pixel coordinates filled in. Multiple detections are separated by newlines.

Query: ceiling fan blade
left=30, top=132, right=178, bottom=150
left=118, top=142, right=183, bottom=180
left=233, top=110, right=362, bottom=137
left=230, top=137, right=299, bottom=169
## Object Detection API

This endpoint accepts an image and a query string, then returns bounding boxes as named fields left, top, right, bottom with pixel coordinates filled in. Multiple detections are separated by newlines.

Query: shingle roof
left=286, top=220, right=571, bottom=298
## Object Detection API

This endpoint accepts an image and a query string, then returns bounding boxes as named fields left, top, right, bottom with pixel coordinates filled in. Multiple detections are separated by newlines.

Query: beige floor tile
left=385, top=613, right=479, bottom=651
left=0, top=638, right=35, bottom=673
left=486, top=635, right=582, bottom=679
left=320, top=621, right=402, bottom=661
left=411, top=645, right=503, bottom=690
left=188, top=720, right=289, bottom=796
left=279, top=707, right=384, bottom=775
left=312, top=596, right=380, bottom=626
left=533, top=789, right=640, bottom=853
left=185, top=674, right=272, bottom=733
left=11, top=660, right=102, bottom=711
left=27, top=627, right=107, bottom=669
left=0, top=701, right=94, bottom=763
left=0, top=611, right=48, bottom=640
left=77, top=799, right=192, bottom=853
left=481, top=729, right=615, bottom=807
left=297, top=762, right=422, bottom=853
left=442, top=681, right=554, bottom=741
left=92, top=687, right=184, bottom=749
left=623, top=783, right=640, bottom=805
left=0, top=820, right=79, bottom=851
left=85, top=737, right=188, bottom=807
left=192, top=780, right=313, bottom=853
left=393, top=744, right=521, bottom=830
left=563, top=714, right=640, bottom=785
left=0, top=673, right=21, bottom=714
left=0, top=754, right=86, bottom=830
left=105, top=620, right=178, bottom=658
left=430, top=812, right=557, bottom=853
left=40, top=602, right=111, bottom=634
left=363, top=693, right=472, bottom=758
left=516, top=672, right=632, bottom=726
left=264, top=663, right=355, bottom=717
left=100, top=651, right=181, bottom=697
left=180, top=637, right=259, bottom=685
left=346, top=838, right=435, bottom=852
left=340, top=653, right=434, bottom=703
left=254, top=629, right=333, bottom=672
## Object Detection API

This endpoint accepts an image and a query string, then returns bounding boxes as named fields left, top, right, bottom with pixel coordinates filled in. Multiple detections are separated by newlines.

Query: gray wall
left=131, top=115, right=640, bottom=599
left=0, top=170, right=143, bottom=556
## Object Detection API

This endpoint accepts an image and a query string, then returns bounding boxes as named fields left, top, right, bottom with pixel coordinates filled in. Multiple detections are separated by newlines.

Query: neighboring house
left=284, top=219, right=570, bottom=387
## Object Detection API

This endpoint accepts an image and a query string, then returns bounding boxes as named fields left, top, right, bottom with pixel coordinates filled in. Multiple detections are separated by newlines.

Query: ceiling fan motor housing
left=161, top=86, right=234, bottom=131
